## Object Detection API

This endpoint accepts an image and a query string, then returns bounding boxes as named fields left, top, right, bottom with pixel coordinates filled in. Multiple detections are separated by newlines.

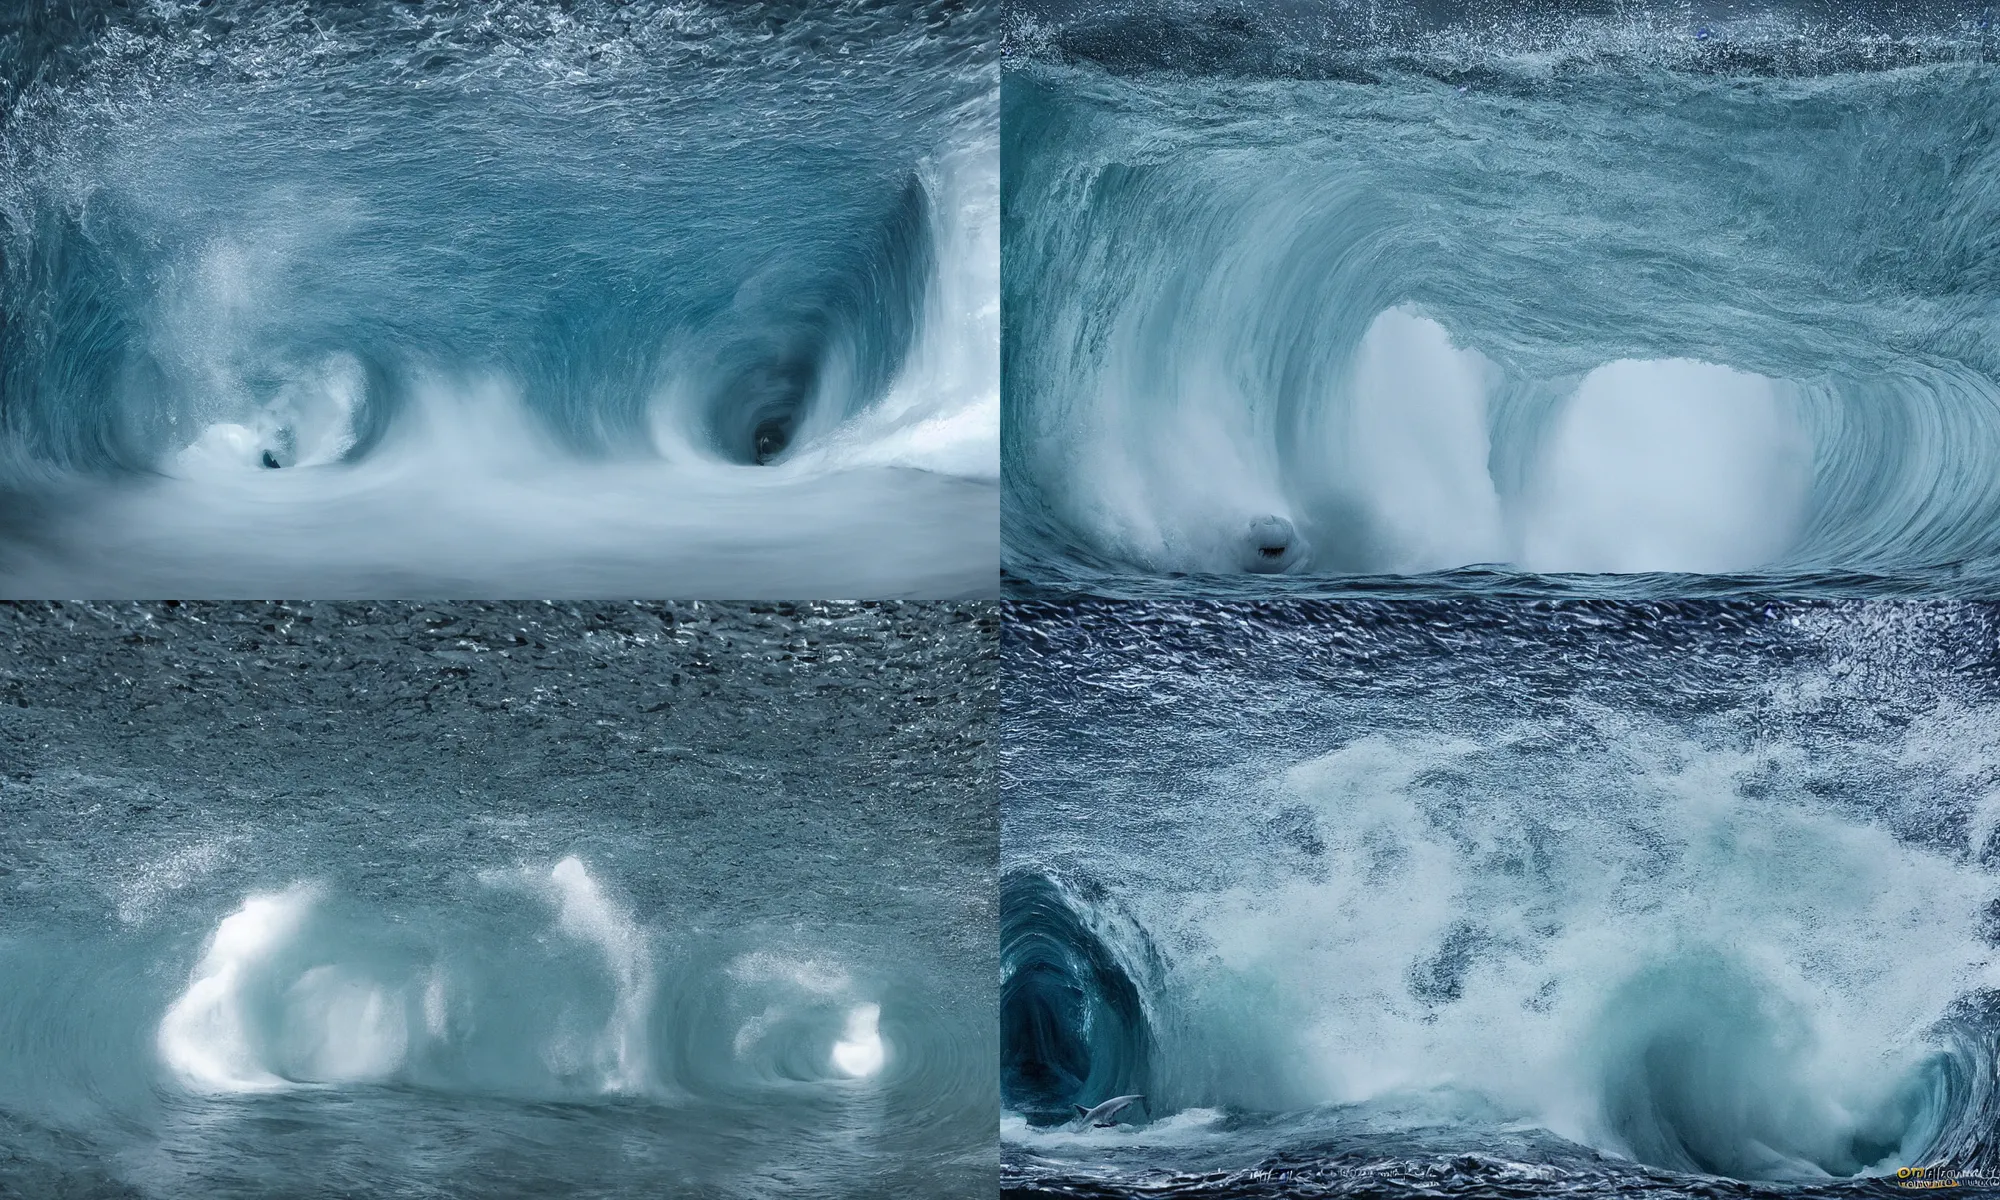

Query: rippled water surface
left=1002, top=599, right=2000, bottom=1197
left=0, top=601, right=996, bottom=1199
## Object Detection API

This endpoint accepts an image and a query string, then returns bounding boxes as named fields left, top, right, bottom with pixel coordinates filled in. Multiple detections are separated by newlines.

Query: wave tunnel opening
left=1000, top=871, right=1156, bottom=1125
left=1001, top=10, right=2000, bottom=593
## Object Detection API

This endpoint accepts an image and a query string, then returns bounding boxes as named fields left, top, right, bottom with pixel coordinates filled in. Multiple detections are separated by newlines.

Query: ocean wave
left=1002, top=2, right=2000, bottom=595
left=1002, top=600, right=2000, bottom=1193
left=0, top=0, right=997, bottom=595
left=1, top=856, right=979, bottom=1106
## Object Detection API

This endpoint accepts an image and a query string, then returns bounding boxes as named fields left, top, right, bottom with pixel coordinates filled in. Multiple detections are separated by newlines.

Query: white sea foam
left=831, top=1003, right=885, bottom=1078
left=545, top=856, right=654, bottom=1094
left=157, top=885, right=318, bottom=1092
left=1146, top=724, right=1994, bottom=1175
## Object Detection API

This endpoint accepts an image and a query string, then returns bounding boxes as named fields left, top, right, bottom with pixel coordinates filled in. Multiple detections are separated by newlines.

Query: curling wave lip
left=147, top=860, right=916, bottom=1103
left=0, top=0, right=998, bottom=597
left=1002, top=599, right=2000, bottom=1196
left=1001, top=3, right=2000, bottom=596
left=0, top=599, right=998, bottom=1198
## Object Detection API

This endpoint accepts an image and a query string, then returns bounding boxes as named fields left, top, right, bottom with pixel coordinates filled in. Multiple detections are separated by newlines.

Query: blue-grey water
left=1002, top=0, right=2000, bottom=598
left=0, top=601, right=996, bottom=1198
left=0, top=1, right=996, bottom=597
left=1002, top=599, right=2000, bottom=1197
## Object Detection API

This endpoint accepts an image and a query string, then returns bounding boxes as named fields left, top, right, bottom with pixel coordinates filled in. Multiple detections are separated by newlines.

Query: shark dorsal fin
left=1074, top=1104, right=1090, bottom=1117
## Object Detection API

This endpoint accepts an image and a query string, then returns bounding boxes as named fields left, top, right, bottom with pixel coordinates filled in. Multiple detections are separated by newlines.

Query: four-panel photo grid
left=2, top=1, right=1996, bottom=1197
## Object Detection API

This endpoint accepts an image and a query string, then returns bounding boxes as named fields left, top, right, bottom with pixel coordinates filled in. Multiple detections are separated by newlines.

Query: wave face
left=0, top=1, right=996, bottom=597
left=1001, top=871, right=1159, bottom=1121
left=0, top=602, right=997, bottom=1199
left=1001, top=0, right=2000, bottom=597
left=1002, top=599, right=2000, bottom=1197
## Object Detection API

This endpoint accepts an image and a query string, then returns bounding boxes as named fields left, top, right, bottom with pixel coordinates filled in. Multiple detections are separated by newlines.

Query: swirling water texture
left=0, top=1, right=998, bottom=596
left=1001, top=599, right=2000, bottom=1197
left=1003, top=2, right=2000, bottom=596
left=0, top=602, right=998, bottom=1199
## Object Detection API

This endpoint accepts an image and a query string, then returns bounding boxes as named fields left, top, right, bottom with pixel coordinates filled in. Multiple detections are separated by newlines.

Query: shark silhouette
left=1072, top=1094, right=1147, bottom=1128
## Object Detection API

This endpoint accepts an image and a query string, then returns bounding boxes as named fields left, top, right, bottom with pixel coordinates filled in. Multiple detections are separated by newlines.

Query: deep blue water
left=1002, top=599, right=2000, bottom=1197
left=1002, top=1, right=2000, bottom=598
left=0, top=1, right=996, bottom=597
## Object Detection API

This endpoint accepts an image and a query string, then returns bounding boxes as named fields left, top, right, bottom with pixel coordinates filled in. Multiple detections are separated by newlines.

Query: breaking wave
left=1002, top=1, right=2000, bottom=596
left=0, top=0, right=997, bottom=596
left=0, top=854, right=988, bottom=1196
left=1002, top=600, right=2000, bottom=1195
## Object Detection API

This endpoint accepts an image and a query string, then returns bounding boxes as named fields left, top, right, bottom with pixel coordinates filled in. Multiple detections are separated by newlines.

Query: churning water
left=0, top=601, right=996, bottom=1198
left=0, top=1, right=996, bottom=596
left=1002, top=600, right=2000, bottom=1197
left=1002, top=1, right=2000, bottom=597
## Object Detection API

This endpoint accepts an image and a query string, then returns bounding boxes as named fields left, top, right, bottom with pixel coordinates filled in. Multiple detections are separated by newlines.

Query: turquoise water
left=1003, top=599, right=2000, bottom=1197
left=0, top=602, right=997, bottom=1198
left=0, top=2, right=997, bottom=596
left=1003, top=2, right=2000, bottom=596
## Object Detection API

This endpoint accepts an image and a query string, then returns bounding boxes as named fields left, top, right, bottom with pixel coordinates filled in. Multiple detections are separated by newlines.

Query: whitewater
left=0, top=1, right=997, bottom=596
left=0, top=601, right=997, bottom=1198
left=1002, top=1, right=2000, bottom=597
left=1002, top=599, right=2000, bottom=1197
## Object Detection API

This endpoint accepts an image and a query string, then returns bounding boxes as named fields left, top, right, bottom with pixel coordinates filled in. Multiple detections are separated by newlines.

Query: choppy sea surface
left=1002, top=0, right=2000, bottom=598
left=0, top=601, right=996, bottom=1199
left=1003, top=599, right=2000, bottom=1197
